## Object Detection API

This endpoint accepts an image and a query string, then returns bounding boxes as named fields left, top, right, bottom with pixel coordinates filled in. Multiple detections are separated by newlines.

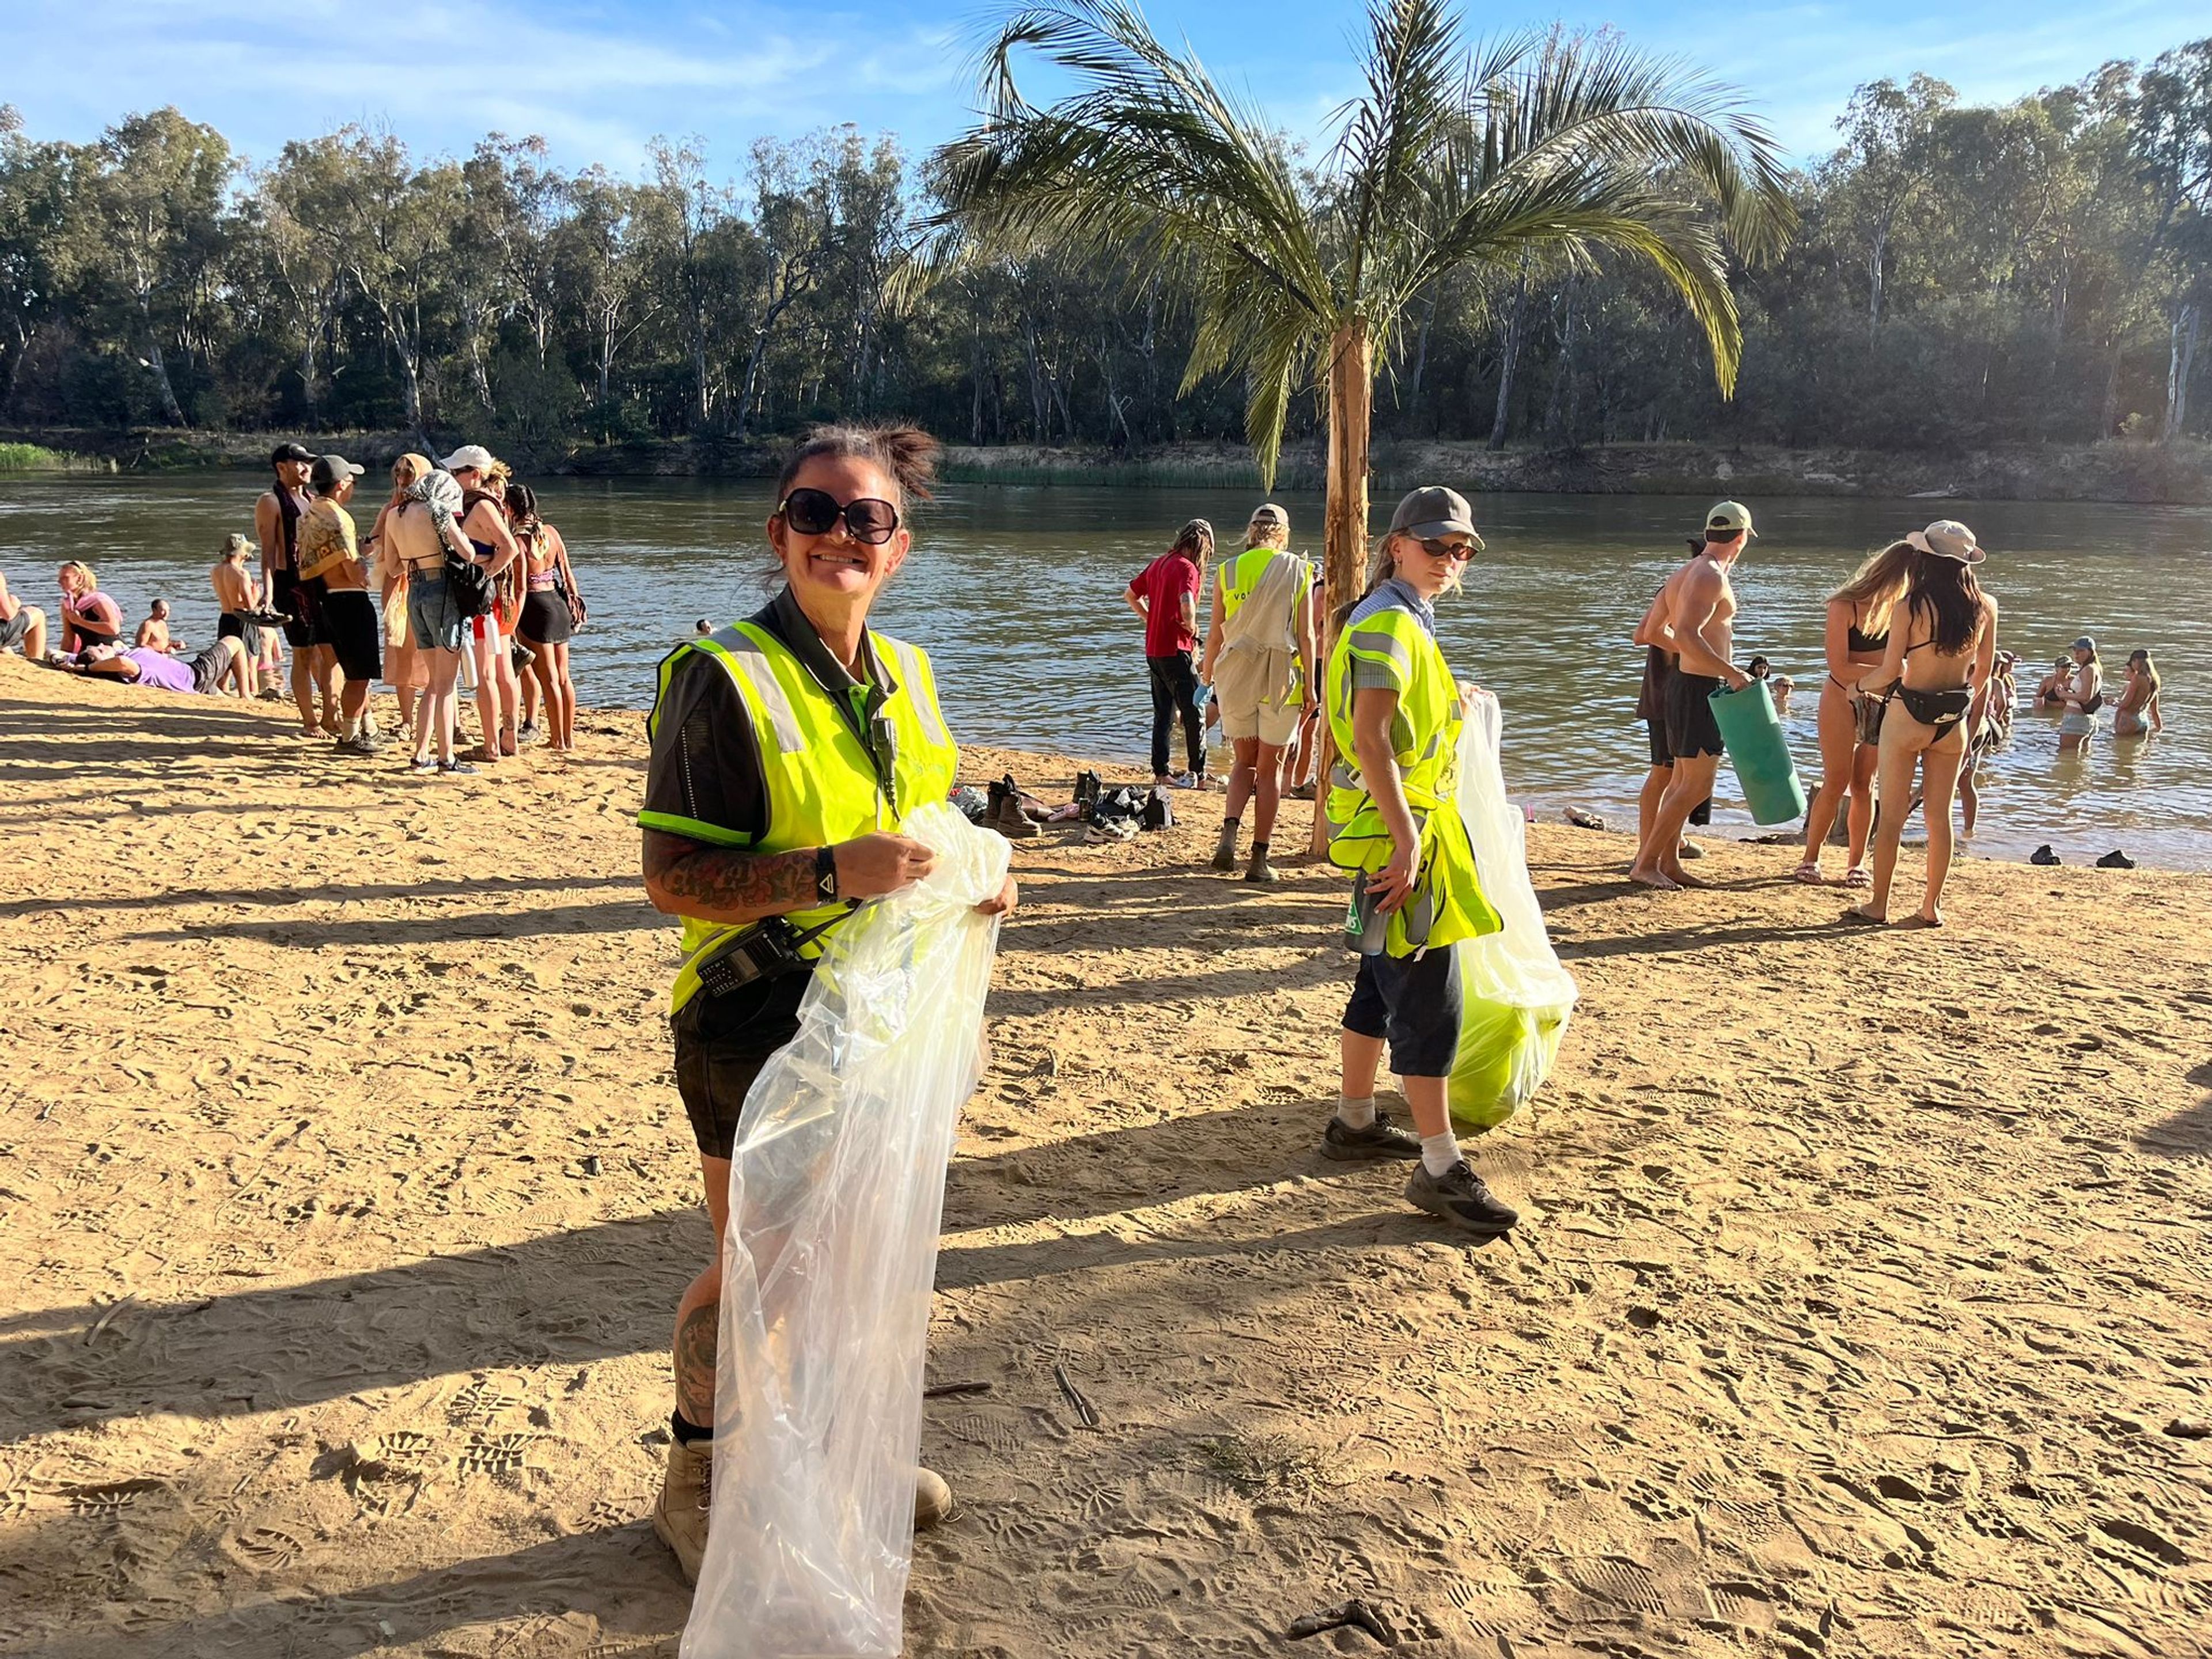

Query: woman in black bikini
left=1798, top=543, right=1912, bottom=887
left=1850, top=521, right=1999, bottom=929
left=507, top=482, right=583, bottom=753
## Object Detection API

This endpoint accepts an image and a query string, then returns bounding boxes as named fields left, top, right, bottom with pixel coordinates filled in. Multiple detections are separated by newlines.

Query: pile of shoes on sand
left=970, top=770, right=1180, bottom=846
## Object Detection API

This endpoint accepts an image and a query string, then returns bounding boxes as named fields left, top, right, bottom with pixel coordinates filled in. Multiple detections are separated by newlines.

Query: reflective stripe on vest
left=704, top=624, right=806, bottom=753
left=660, top=621, right=959, bottom=1012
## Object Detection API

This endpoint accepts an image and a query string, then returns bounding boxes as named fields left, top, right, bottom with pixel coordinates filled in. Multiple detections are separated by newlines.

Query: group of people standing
left=247, top=441, right=586, bottom=771
left=1124, top=501, right=1320, bottom=885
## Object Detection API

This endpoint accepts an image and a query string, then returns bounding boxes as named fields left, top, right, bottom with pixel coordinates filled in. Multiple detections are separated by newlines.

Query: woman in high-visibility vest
left=636, top=423, right=1017, bottom=1583
left=1316, top=486, right=1518, bottom=1238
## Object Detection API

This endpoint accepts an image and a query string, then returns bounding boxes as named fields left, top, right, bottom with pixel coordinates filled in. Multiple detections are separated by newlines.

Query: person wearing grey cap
left=1316, top=484, right=1517, bottom=1238
left=297, top=454, right=382, bottom=753
left=1630, top=501, right=1755, bottom=889
left=1199, top=501, right=1316, bottom=882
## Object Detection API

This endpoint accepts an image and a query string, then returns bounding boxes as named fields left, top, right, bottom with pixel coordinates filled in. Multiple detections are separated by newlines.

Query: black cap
left=271, top=441, right=316, bottom=466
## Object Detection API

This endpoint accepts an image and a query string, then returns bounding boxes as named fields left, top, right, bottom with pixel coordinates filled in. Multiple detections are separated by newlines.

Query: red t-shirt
left=1131, top=551, right=1200, bottom=657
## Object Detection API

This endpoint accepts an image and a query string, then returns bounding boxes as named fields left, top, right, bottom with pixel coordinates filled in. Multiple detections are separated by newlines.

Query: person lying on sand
left=63, top=638, right=248, bottom=697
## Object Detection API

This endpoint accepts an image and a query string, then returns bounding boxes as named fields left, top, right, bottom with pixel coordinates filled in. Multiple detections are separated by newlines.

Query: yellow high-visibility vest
left=1323, top=600, right=1499, bottom=956
left=642, top=618, right=959, bottom=1012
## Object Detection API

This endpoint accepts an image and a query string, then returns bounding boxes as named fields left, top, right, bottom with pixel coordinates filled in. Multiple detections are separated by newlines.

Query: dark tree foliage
left=0, top=41, right=2205, bottom=449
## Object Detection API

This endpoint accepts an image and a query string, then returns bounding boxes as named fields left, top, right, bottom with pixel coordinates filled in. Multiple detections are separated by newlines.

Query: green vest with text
left=1322, top=603, right=1499, bottom=956
left=644, top=619, right=959, bottom=1012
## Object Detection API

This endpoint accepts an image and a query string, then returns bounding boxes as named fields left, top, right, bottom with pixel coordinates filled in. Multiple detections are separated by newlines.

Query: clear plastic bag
left=1448, top=692, right=1578, bottom=1129
left=681, top=801, right=1011, bottom=1659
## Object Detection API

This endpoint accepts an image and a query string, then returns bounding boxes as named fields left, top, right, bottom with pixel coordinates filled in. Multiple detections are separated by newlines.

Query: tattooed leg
left=672, top=1150, right=733, bottom=1430
left=673, top=1298, right=718, bottom=1427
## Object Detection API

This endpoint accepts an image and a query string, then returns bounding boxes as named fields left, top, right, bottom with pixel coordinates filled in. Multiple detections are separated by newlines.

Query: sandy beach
left=2, top=650, right=2209, bottom=1659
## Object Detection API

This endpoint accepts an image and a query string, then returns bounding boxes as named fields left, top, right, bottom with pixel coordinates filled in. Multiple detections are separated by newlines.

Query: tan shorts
left=1214, top=646, right=1302, bottom=747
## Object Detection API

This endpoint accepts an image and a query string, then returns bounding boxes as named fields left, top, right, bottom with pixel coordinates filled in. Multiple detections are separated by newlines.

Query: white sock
left=340, top=715, right=358, bottom=739
left=1335, top=1095, right=1377, bottom=1130
left=1420, top=1130, right=1463, bottom=1177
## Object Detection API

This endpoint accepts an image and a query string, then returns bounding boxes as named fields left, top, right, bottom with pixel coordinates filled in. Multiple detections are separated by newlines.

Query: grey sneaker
left=1405, top=1161, right=1518, bottom=1236
left=342, top=730, right=381, bottom=756
left=1321, top=1114, right=1422, bottom=1162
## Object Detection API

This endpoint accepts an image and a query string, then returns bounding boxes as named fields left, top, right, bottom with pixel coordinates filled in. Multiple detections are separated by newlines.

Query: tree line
left=0, top=36, right=2205, bottom=457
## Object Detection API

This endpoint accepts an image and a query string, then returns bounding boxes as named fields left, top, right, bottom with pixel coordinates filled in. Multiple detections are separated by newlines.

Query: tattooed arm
left=642, top=827, right=941, bottom=923
left=642, top=830, right=816, bottom=925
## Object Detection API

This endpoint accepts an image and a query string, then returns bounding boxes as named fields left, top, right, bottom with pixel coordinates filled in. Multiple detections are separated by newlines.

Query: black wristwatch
left=815, top=844, right=838, bottom=902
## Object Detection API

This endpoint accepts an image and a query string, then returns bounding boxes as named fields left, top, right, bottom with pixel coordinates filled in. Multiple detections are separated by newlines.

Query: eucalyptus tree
left=65, top=108, right=234, bottom=425
left=927, top=0, right=1794, bottom=621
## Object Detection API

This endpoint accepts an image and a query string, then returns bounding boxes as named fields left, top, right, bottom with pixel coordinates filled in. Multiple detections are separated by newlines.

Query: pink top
left=67, top=589, right=123, bottom=631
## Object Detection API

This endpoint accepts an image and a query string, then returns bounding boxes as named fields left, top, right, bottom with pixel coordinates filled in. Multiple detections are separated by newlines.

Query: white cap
left=440, top=444, right=495, bottom=474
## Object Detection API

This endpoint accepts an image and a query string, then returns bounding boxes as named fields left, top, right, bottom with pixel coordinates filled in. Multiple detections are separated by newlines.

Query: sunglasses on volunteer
left=777, top=487, right=901, bottom=546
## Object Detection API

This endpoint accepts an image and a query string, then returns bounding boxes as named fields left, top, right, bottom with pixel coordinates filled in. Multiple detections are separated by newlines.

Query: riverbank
left=7, top=425, right=2210, bottom=503
left=4, top=654, right=2208, bottom=1658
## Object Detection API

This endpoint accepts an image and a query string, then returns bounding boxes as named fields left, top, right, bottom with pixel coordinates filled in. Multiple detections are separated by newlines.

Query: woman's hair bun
left=777, top=423, right=941, bottom=505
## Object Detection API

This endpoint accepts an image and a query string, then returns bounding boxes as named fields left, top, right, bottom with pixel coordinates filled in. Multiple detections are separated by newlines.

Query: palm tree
left=926, top=0, right=1796, bottom=624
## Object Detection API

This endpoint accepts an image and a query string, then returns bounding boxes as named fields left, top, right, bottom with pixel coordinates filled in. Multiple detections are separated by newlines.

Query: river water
left=5, top=472, right=2206, bottom=870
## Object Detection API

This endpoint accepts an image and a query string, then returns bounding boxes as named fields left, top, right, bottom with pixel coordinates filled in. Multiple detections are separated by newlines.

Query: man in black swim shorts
left=1630, top=503, right=1754, bottom=890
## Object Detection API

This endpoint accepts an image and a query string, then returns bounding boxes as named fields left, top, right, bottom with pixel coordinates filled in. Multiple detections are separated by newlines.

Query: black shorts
left=1342, top=945, right=1461, bottom=1078
left=320, top=589, right=382, bottom=681
left=518, top=589, right=573, bottom=645
left=1663, top=669, right=1725, bottom=760
left=272, top=570, right=324, bottom=649
left=671, top=971, right=811, bottom=1160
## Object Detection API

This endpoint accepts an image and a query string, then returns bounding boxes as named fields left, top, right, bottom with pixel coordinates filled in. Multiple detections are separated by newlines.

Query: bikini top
left=1846, top=612, right=1888, bottom=654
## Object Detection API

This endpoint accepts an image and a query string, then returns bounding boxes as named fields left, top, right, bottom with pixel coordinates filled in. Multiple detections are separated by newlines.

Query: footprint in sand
left=230, top=1526, right=304, bottom=1570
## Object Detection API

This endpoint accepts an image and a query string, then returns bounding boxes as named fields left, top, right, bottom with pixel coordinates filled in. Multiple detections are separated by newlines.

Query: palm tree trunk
left=1311, top=316, right=1372, bottom=855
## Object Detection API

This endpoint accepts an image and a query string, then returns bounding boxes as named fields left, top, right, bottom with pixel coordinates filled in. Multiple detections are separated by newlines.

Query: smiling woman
left=629, top=420, right=1018, bottom=1584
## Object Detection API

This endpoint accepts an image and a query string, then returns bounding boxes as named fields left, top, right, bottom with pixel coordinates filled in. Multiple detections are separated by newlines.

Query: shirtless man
left=1630, top=502, right=1754, bottom=889
left=133, top=600, right=177, bottom=653
left=0, top=569, right=48, bottom=661
left=210, top=534, right=265, bottom=698
left=1630, top=537, right=1714, bottom=866
left=257, top=441, right=335, bottom=735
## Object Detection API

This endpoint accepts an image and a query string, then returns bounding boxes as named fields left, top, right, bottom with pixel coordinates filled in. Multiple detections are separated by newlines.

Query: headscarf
left=404, top=469, right=472, bottom=560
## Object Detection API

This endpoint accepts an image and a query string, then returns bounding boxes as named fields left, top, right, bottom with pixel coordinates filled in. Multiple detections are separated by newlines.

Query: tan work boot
left=915, top=1466, right=957, bottom=1529
left=994, top=796, right=1040, bottom=840
left=652, top=1435, right=711, bottom=1585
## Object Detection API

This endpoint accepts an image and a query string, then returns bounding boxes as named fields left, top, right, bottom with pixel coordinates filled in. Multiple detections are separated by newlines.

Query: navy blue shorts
left=1342, top=945, right=1461, bottom=1078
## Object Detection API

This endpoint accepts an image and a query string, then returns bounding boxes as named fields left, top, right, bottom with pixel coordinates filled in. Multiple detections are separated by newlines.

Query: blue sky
left=12, top=0, right=2206, bottom=176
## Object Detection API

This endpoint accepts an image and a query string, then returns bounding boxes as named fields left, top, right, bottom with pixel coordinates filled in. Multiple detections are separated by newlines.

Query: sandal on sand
left=1891, top=912, right=1943, bottom=930
left=1836, top=907, right=1885, bottom=926
left=1842, top=865, right=1872, bottom=889
left=1793, top=860, right=1823, bottom=885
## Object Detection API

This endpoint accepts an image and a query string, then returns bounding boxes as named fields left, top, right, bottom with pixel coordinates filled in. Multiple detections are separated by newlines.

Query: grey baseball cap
left=309, top=454, right=365, bottom=493
left=1388, top=486, right=1484, bottom=550
left=2071, top=635, right=2097, bottom=653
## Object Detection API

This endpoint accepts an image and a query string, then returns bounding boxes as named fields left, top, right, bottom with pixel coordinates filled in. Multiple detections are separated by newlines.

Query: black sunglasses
left=1416, top=536, right=1478, bottom=562
left=778, top=487, right=900, bottom=546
